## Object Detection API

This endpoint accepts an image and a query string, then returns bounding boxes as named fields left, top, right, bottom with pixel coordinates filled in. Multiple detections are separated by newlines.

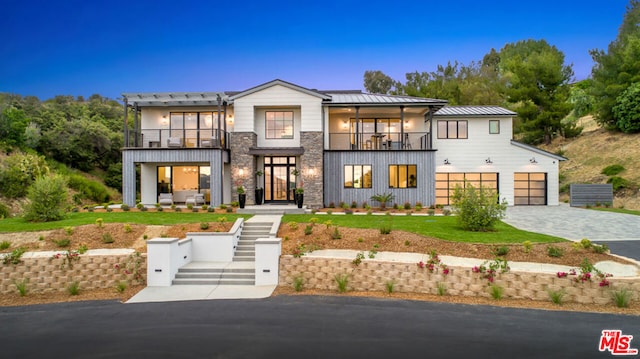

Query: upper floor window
left=437, top=120, right=468, bottom=139
left=266, top=111, right=294, bottom=139
left=344, top=165, right=372, bottom=188
left=389, top=165, right=417, bottom=188
left=489, top=120, right=500, bottom=134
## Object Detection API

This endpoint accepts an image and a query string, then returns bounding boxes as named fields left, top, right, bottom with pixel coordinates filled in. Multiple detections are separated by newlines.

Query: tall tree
left=590, top=0, right=640, bottom=129
left=498, top=39, right=573, bottom=144
left=363, top=70, right=396, bottom=94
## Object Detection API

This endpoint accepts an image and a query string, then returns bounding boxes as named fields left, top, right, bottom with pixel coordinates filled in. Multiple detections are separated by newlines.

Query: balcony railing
left=328, top=132, right=432, bottom=150
left=128, top=129, right=229, bottom=149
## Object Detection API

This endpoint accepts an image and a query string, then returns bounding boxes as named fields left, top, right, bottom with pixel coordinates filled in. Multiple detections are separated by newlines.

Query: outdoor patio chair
left=194, top=193, right=205, bottom=205
left=167, top=137, right=182, bottom=147
left=159, top=193, right=173, bottom=206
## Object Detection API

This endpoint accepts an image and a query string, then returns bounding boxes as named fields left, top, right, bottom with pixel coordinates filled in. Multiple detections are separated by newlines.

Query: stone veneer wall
left=229, top=132, right=257, bottom=204
left=279, top=256, right=640, bottom=305
left=300, top=131, right=324, bottom=209
left=0, top=252, right=147, bottom=294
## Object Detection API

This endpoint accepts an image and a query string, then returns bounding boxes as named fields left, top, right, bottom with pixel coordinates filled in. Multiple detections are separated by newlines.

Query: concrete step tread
left=233, top=257, right=255, bottom=262
left=179, top=267, right=254, bottom=273
left=172, top=279, right=255, bottom=285
left=175, top=273, right=256, bottom=280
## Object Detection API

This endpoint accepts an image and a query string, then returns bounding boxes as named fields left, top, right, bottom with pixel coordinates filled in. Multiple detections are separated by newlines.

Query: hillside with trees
left=0, top=94, right=126, bottom=218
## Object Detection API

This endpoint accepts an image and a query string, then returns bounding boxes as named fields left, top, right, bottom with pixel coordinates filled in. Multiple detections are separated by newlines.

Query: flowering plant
left=50, top=250, right=81, bottom=270
left=417, top=250, right=449, bottom=275
left=472, top=258, right=509, bottom=285
left=556, top=258, right=612, bottom=287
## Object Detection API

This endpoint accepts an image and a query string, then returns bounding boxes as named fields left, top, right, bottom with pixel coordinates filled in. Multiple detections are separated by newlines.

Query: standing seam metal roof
left=326, top=93, right=447, bottom=105
left=434, top=106, right=516, bottom=116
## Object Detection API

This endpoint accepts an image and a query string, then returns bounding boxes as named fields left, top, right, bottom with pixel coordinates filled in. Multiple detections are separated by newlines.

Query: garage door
left=514, top=172, right=547, bottom=205
left=435, top=172, right=499, bottom=206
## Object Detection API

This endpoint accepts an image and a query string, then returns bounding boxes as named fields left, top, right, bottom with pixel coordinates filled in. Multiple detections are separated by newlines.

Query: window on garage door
left=514, top=173, right=547, bottom=205
left=435, top=172, right=499, bottom=205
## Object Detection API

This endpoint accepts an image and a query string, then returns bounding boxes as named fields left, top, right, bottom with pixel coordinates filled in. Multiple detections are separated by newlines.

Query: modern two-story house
left=121, top=79, right=565, bottom=208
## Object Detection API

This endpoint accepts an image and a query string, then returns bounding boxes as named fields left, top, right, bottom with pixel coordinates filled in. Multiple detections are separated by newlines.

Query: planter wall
left=279, top=256, right=640, bottom=305
left=0, top=250, right=147, bottom=295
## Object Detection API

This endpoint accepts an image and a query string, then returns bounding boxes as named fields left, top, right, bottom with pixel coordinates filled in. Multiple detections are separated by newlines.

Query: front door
left=264, top=156, right=297, bottom=203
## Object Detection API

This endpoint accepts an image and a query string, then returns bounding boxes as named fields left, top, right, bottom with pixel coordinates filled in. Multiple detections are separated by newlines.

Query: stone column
left=229, top=132, right=257, bottom=203
left=300, top=131, right=324, bottom=208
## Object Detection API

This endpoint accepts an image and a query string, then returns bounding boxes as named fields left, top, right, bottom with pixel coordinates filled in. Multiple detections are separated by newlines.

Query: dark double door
left=264, top=156, right=296, bottom=203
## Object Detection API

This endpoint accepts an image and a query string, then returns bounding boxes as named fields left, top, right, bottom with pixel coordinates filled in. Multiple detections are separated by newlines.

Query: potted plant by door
left=255, top=170, right=264, bottom=205
left=237, top=185, right=246, bottom=208
left=295, top=187, right=304, bottom=208
left=290, top=169, right=300, bottom=203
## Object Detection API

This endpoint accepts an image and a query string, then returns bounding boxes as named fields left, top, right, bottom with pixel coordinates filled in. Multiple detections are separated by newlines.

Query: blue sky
left=0, top=0, right=630, bottom=100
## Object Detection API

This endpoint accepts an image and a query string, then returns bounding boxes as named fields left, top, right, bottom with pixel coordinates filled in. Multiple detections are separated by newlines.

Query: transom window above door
left=265, top=111, right=294, bottom=139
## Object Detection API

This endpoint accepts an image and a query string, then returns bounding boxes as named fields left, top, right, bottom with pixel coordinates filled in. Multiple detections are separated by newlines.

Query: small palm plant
left=370, top=193, right=395, bottom=210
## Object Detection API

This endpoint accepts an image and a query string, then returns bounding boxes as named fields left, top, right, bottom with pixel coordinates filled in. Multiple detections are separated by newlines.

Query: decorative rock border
left=279, top=255, right=640, bottom=305
left=0, top=249, right=147, bottom=295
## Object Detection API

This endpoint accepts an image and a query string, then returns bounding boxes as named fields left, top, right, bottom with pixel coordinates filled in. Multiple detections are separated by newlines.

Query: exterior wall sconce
left=161, top=115, right=168, bottom=126
left=485, top=157, right=493, bottom=164
left=530, top=157, right=537, bottom=164
left=342, top=120, right=348, bottom=129
left=227, top=116, right=234, bottom=124
left=444, top=159, right=451, bottom=165
left=306, top=167, right=316, bottom=176
left=238, top=168, right=244, bottom=178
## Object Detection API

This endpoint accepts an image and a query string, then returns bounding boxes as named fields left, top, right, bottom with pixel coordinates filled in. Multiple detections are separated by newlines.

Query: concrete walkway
left=503, top=204, right=640, bottom=242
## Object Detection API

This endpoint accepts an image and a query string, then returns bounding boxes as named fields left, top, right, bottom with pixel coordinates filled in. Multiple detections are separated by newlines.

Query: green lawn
left=591, top=207, right=640, bottom=216
left=0, top=212, right=252, bottom=233
left=282, top=214, right=565, bottom=244
left=0, top=211, right=565, bottom=244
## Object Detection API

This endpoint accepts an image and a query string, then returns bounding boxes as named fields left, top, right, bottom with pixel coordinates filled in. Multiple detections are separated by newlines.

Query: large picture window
left=437, top=120, right=468, bottom=139
left=344, top=165, right=372, bottom=188
left=389, top=165, right=417, bottom=188
left=266, top=111, right=294, bottom=139
left=170, top=112, right=219, bottom=147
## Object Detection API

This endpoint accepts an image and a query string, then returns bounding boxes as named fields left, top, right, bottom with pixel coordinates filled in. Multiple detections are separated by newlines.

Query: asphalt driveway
left=1, top=296, right=638, bottom=358
left=503, top=204, right=640, bottom=261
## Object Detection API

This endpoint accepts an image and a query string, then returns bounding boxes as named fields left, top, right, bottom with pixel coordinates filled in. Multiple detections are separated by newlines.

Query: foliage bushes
left=612, top=82, right=640, bottom=133
left=451, top=184, right=506, bottom=231
left=23, top=175, right=68, bottom=222
left=607, top=176, right=630, bottom=192
left=601, top=164, right=625, bottom=176
left=0, top=152, right=49, bottom=198
left=0, top=202, right=9, bottom=219
left=67, top=174, right=111, bottom=203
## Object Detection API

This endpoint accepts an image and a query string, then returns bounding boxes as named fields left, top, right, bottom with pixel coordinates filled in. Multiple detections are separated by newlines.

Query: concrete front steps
left=233, top=222, right=272, bottom=262
left=172, top=262, right=255, bottom=285
left=172, top=219, right=277, bottom=286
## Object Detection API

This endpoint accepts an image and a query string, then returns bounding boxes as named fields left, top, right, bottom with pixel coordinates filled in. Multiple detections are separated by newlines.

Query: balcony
left=328, top=131, right=432, bottom=150
left=127, top=128, right=229, bottom=149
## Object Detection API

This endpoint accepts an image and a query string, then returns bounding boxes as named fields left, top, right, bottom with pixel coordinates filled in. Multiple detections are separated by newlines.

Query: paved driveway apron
left=503, top=204, right=640, bottom=261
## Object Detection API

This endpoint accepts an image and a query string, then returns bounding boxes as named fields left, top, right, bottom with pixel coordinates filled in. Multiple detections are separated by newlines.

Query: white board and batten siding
left=233, top=84, right=324, bottom=148
left=324, top=151, right=436, bottom=207
left=433, top=116, right=561, bottom=205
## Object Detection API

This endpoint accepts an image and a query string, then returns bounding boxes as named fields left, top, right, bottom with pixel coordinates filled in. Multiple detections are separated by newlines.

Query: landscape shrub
left=0, top=153, right=49, bottom=198
left=607, top=176, right=630, bottom=192
left=67, top=174, right=111, bottom=203
left=23, top=175, right=68, bottom=222
left=601, top=164, right=625, bottom=176
left=451, top=183, right=506, bottom=231
left=0, top=202, right=10, bottom=219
